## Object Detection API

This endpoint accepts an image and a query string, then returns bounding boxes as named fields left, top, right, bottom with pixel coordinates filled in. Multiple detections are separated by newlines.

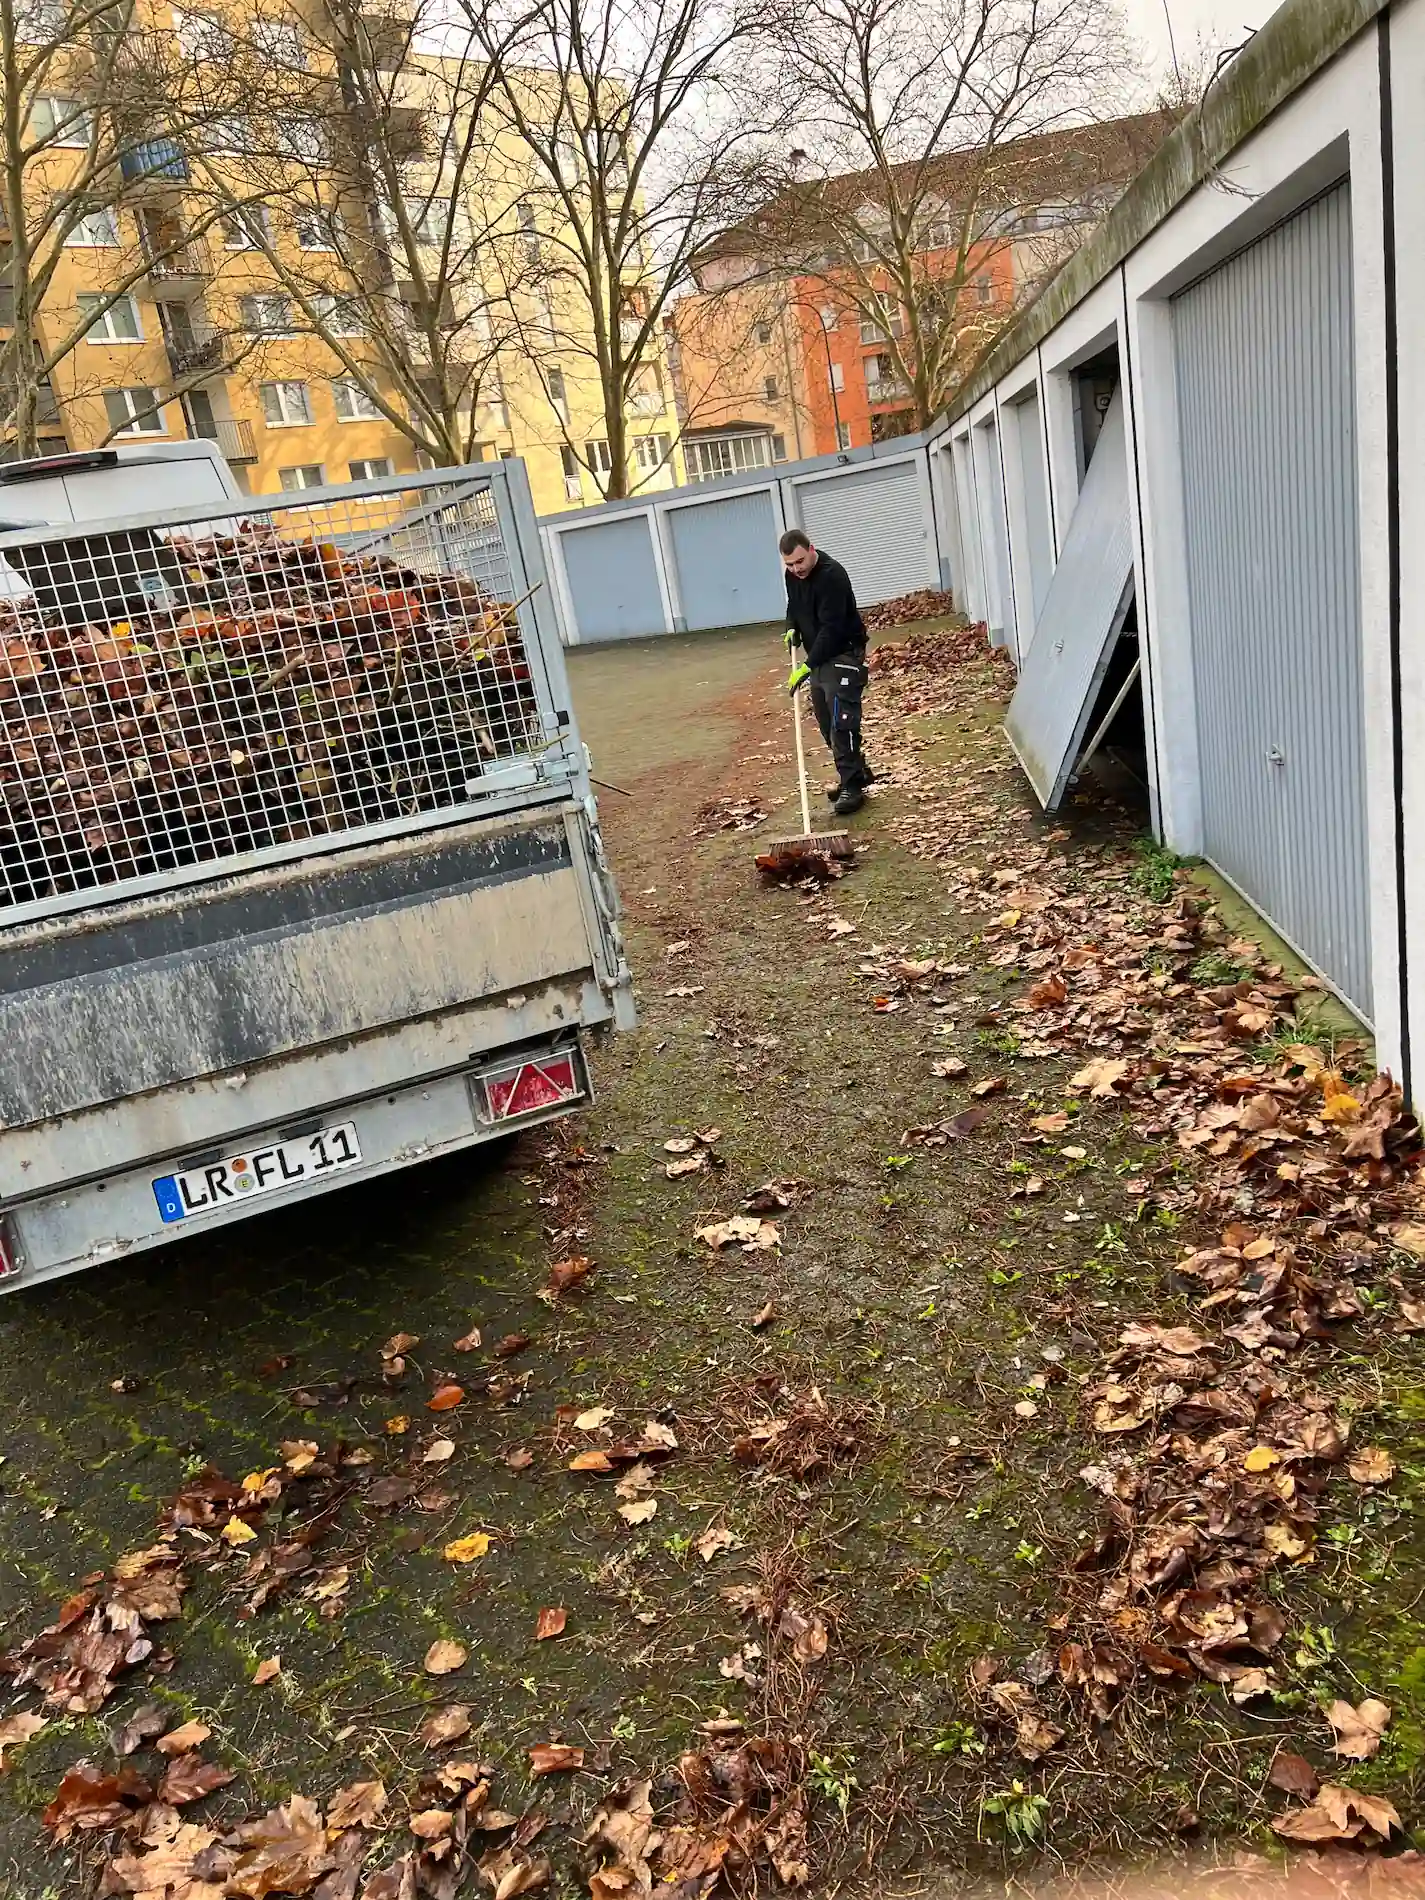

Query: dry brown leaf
left=327, top=1778, right=387, bottom=1829
left=1071, top=1058, right=1129, bottom=1098
left=575, top=1406, right=615, bottom=1431
left=428, top=1384, right=465, bottom=1412
left=423, top=1438, right=456, bottom=1465
left=410, top=1808, right=454, bottom=1840
left=424, top=1640, right=469, bottom=1676
left=156, top=1721, right=211, bottom=1756
left=252, top=1657, right=281, bottom=1686
left=1267, top=1749, right=1320, bottom=1799
left=418, top=1704, right=472, bottom=1748
left=157, top=1754, right=236, bottom=1806
left=692, top=1525, right=740, bottom=1564
left=1326, top=1697, right=1392, bottom=1760
left=528, top=1742, right=584, bottom=1776
left=1348, top=1446, right=1396, bottom=1484
left=1030, top=1111, right=1070, bottom=1133
left=617, top=1499, right=658, bottom=1525
left=478, top=1844, right=551, bottom=1900
left=444, top=1532, right=491, bottom=1563
left=534, top=1608, right=568, bottom=1641
left=454, top=1326, right=484, bottom=1352
left=0, top=1713, right=46, bottom=1770
left=225, top=1794, right=332, bottom=1897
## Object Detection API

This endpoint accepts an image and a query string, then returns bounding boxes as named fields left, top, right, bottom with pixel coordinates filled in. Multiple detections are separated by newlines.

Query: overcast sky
left=1128, top=0, right=1280, bottom=80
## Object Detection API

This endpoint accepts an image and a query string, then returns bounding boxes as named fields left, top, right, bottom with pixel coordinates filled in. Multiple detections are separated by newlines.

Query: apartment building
left=0, top=0, right=679, bottom=514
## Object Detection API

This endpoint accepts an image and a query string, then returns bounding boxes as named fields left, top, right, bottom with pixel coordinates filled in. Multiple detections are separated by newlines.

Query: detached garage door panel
left=560, top=515, right=664, bottom=643
left=1175, top=183, right=1371, bottom=1016
left=796, top=461, right=929, bottom=605
left=667, top=489, right=783, bottom=629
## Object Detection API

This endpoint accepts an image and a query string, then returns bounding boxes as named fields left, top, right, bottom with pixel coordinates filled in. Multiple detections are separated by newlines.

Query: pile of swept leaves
left=861, top=589, right=958, bottom=631
left=855, top=625, right=1425, bottom=1857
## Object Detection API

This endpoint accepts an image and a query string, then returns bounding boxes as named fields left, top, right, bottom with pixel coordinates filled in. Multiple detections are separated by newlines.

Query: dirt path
left=1, top=619, right=1422, bottom=1899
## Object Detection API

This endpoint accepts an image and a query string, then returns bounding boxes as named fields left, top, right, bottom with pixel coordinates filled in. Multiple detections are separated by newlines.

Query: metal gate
left=795, top=461, right=929, bottom=604
left=666, top=488, right=783, bottom=629
left=1012, top=390, right=1053, bottom=633
left=1174, top=182, right=1371, bottom=1015
left=559, top=513, right=663, bottom=642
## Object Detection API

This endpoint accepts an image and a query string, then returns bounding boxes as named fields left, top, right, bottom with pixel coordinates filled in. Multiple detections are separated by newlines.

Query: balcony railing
left=140, top=238, right=212, bottom=287
left=121, top=139, right=190, bottom=187
left=166, top=324, right=226, bottom=377
left=190, top=416, right=256, bottom=463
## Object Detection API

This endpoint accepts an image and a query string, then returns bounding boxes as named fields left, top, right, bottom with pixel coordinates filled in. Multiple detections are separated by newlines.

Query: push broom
left=756, top=678, right=856, bottom=875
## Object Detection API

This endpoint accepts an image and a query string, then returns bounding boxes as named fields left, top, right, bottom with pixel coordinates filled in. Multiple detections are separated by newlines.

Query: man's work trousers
left=809, top=653, right=869, bottom=788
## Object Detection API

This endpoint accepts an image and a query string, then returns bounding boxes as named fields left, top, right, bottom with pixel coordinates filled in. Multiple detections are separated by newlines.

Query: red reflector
left=0, top=1227, right=17, bottom=1278
left=487, top=1056, right=579, bottom=1120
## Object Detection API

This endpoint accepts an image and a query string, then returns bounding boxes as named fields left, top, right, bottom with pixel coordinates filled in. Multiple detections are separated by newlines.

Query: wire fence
left=0, top=478, right=547, bottom=918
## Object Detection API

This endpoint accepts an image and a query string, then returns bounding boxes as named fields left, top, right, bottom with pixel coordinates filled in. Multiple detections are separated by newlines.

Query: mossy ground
left=0, top=620, right=1422, bottom=1897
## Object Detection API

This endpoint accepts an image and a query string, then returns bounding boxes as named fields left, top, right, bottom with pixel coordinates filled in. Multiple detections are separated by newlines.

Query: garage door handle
left=1267, top=746, right=1285, bottom=766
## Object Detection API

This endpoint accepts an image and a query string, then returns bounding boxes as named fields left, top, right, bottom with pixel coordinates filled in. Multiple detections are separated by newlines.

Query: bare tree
left=746, top=0, right=1153, bottom=430
left=462, top=0, right=780, bottom=499
left=0, top=0, right=248, bottom=454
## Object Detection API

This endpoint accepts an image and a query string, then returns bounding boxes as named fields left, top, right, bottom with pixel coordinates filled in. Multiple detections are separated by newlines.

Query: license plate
left=152, top=1122, right=362, bottom=1225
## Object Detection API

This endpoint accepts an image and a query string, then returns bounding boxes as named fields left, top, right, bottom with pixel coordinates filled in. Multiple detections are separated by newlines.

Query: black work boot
left=833, top=783, right=865, bottom=817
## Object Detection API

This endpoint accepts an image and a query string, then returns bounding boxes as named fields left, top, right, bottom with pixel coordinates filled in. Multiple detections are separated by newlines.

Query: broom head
left=755, top=828, right=855, bottom=881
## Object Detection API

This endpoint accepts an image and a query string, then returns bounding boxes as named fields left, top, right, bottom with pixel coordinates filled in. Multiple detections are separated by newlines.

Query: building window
left=172, top=6, right=229, bottom=58
left=295, top=209, right=338, bottom=250
left=240, top=293, right=294, bottom=337
left=559, top=444, right=581, bottom=499
left=864, top=351, right=897, bottom=399
left=546, top=366, right=567, bottom=412
left=206, top=116, right=253, bottom=156
left=29, top=96, right=90, bottom=146
left=633, top=434, right=670, bottom=476
left=819, top=305, right=837, bottom=331
left=349, top=457, right=393, bottom=481
left=975, top=274, right=994, bottom=305
left=78, top=293, right=142, bottom=342
left=17, top=0, right=68, bottom=40
left=311, top=292, right=364, bottom=337
left=221, top=207, right=271, bottom=250
left=771, top=433, right=786, bottom=461
left=392, top=195, right=450, bottom=247
left=585, top=438, right=612, bottom=477
left=829, top=362, right=844, bottom=393
left=763, top=375, right=778, bottom=401
left=517, top=200, right=539, bottom=258
left=684, top=432, right=774, bottom=482
left=836, top=421, right=852, bottom=451
left=67, top=207, right=119, bottom=247
left=279, top=464, right=324, bottom=490
left=754, top=322, right=772, bottom=345
left=331, top=379, right=382, bottom=422
left=275, top=116, right=326, bottom=163
left=260, top=379, right=312, bottom=426
left=251, top=16, right=304, bottom=66
left=859, top=294, right=904, bottom=344
left=104, top=387, right=165, bottom=435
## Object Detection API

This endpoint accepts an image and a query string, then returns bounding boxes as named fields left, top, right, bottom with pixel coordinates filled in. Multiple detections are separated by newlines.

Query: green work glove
left=787, top=661, right=810, bottom=694
left=782, top=627, right=797, bottom=653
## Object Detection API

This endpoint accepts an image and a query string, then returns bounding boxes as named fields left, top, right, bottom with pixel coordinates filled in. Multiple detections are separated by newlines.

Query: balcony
left=190, top=416, right=257, bottom=464
left=165, top=322, right=227, bottom=378
left=120, top=139, right=190, bottom=189
left=139, top=237, right=212, bottom=293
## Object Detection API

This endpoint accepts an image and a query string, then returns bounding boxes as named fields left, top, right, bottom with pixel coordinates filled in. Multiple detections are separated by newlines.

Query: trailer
left=0, top=452, right=633, bottom=1292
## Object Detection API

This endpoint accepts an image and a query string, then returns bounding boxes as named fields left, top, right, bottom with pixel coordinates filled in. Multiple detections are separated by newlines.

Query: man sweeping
left=779, top=529, right=875, bottom=817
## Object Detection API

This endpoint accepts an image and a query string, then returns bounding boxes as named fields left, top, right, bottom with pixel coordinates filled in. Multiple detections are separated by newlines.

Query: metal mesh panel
left=0, top=478, right=547, bottom=918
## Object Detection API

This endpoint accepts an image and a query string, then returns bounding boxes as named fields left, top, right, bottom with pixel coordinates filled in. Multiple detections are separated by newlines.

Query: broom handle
left=794, top=683, right=812, bottom=837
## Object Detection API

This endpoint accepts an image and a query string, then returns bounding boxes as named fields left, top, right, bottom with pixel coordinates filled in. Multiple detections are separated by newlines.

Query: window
left=546, top=366, right=567, bottom=412
left=975, top=274, right=994, bottom=305
left=533, top=284, right=556, bottom=339
left=559, top=443, right=581, bottom=499
left=484, top=371, right=508, bottom=427
left=252, top=16, right=304, bottom=66
left=206, top=116, right=253, bottom=156
left=684, top=432, right=773, bottom=482
left=78, top=292, right=142, bottom=342
left=762, top=375, right=778, bottom=401
left=104, top=387, right=166, bottom=435
left=260, top=379, right=312, bottom=425
left=29, top=97, right=90, bottom=147
left=296, top=209, right=338, bottom=250
left=864, top=351, right=896, bottom=398
left=633, top=433, right=670, bottom=476
left=398, top=194, right=450, bottom=246
left=275, top=117, right=326, bottom=162
left=836, top=421, right=852, bottom=451
left=67, top=207, right=119, bottom=247
left=553, top=137, right=581, bottom=181
left=17, top=0, right=67, bottom=40
left=311, top=292, right=364, bottom=337
left=859, top=294, right=903, bottom=344
left=829, top=362, right=844, bottom=393
left=585, top=437, right=612, bottom=477
left=754, top=322, right=772, bottom=346
left=279, top=464, right=324, bottom=489
left=771, top=433, right=786, bottom=461
left=819, top=305, right=837, bottom=331
left=240, top=293, right=293, bottom=336
left=349, top=457, right=392, bottom=481
left=331, top=378, right=381, bottom=421
left=222, top=207, right=271, bottom=250
left=172, top=7, right=229, bottom=58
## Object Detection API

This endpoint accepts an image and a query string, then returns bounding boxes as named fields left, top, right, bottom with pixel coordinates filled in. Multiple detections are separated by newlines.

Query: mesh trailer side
left=0, top=474, right=561, bottom=923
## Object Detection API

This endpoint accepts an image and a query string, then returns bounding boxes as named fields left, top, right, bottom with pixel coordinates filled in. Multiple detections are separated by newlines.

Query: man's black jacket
left=785, top=552, right=866, bottom=669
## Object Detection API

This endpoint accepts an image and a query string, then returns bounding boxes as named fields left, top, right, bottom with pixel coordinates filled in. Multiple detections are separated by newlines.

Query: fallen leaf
left=666, top=1153, right=709, bottom=1178
left=418, top=1704, right=472, bottom=1748
left=1348, top=1446, right=1396, bottom=1484
left=505, top=1448, right=535, bottom=1470
left=495, top=1334, right=531, bottom=1359
left=444, top=1533, right=492, bottom=1563
left=1013, top=1400, right=1039, bottom=1419
left=156, top=1721, right=212, bottom=1756
left=385, top=1416, right=411, bottom=1435
left=0, top=1713, right=46, bottom=1771
left=576, top=1406, right=616, bottom=1431
left=253, top=1657, right=281, bottom=1686
left=933, top=1057, right=968, bottom=1078
left=528, top=1742, right=584, bottom=1776
left=43, top=1761, right=152, bottom=1840
left=1273, top=1782, right=1400, bottom=1842
left=693, top=1525, right=740, bottom=1564
left=971, top=1075, right=1007, bottom=1099
left=1244, top=1446, right=1282, bottom=1473
left=1030, top=1112, right=1069, bottom=1133
left=1267, top=1749, right=1320, bottom=1799
left=751, top=1300, right=777, bottom=1330
left=111, top=1704, right=168, bottom=1756
left=1319, top=1074, right=1362, bottom=1125
left=1071, top=1058, right=1129, bottom=1098
left=618, top=1499, right=658, bottom=1525
left=1027, top=974, right=1067, bottom=1008
left=385, top=1332, right=420, bottom=1358
left=429, top=1384, right=465, bottom=1412
left=411, top=1808, right=454, bottom=1840
left=327, top=1778, right=387, bottom=1828
left=695, top=1217, right=779, bottom=1252
left=281, top=1440, right=320, bottom=1474
left=221, top=1516, right=257, bottom=1547
left=424, top=1640, right=469, bottom=1675
left=454, top=1326, right=484, bottom=1352
left=546, top=1256, right=593, bottom=1294
left=1326, top=1697, right=1392, bottom=1761
left=424, top=1438, right=456, bottom=1465
left=225, top=1794, right=332, bottom=1896
left=158, top=1754, right=236, bottom=1806
left=479, top=1844, right=552, bottom=1899
left=534, top=1608, right=567, bottom=1641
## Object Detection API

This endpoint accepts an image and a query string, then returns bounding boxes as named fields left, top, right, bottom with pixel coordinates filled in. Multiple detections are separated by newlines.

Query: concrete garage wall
left=938, top=0, right=1424, bottom=1089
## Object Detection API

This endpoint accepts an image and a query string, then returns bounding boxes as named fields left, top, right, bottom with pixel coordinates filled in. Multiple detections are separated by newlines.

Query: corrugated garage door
left=795, top=460, right=930, bottom=604
left=1174, top=182, right=1370, bottom=1016
left=558, top=514, right=664, bottom=643
left=667, top=488, right=784, bottom=629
